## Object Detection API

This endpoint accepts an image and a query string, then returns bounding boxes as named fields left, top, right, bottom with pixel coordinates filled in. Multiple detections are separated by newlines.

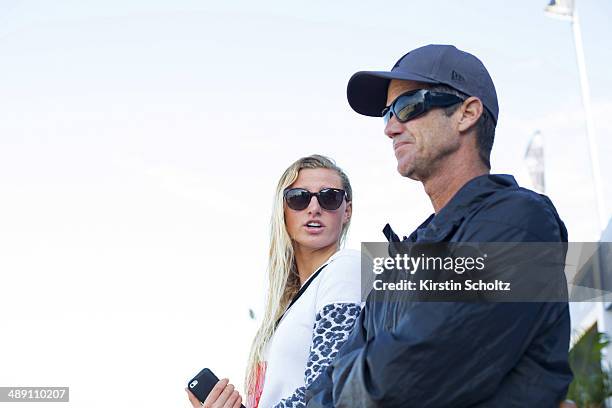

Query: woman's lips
left=304, top=223, right=325, bottom=234
left=304, top=225, right=324, bottom=234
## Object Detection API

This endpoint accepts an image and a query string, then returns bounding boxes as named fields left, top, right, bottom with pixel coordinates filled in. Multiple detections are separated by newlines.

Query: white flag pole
left=571, top=7, right=607, bottom=232
left=545, top=0, right=607, bottom=232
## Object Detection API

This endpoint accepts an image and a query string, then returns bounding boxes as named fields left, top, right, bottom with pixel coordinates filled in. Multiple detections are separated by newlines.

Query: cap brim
left=347, top=70, right=439, bottom=117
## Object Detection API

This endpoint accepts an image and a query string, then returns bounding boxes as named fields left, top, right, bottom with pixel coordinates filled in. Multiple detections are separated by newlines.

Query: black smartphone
left=187, top=368, right=246, bottom=408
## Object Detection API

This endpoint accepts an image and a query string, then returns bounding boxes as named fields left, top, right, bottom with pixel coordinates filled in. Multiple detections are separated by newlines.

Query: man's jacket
left=305, top=174, right=573, bottom=407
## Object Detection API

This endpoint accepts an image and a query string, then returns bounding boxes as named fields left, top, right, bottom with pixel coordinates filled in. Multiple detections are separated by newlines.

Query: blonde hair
left=244, top=154, right=352, bottom=397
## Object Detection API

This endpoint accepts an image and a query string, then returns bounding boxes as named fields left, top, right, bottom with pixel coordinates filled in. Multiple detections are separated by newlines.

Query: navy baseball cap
left=347, top=44, right=499, bottom=123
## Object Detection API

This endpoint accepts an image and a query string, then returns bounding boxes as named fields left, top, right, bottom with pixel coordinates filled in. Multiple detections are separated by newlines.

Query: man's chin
left=397, top=164, right=420, bottom=181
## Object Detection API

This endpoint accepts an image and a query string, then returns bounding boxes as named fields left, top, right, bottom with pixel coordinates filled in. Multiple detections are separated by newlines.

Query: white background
left=0, top=0, right=611, bottom=406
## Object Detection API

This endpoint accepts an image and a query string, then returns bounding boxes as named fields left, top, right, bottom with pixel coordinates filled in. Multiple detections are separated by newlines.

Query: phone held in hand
left=187, top=368, right=246, bottom=408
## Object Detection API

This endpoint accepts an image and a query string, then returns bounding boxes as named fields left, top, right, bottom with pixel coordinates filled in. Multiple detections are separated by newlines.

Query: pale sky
left=0, top=1, right=611, bottom=407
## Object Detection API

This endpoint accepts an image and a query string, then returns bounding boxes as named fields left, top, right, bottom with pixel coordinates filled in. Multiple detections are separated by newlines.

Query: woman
left=187, top=155, right=362, bottom=408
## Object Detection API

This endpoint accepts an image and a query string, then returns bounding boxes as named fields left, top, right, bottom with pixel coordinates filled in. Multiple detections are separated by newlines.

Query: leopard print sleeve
left=272, top=302, right=361, bottom=408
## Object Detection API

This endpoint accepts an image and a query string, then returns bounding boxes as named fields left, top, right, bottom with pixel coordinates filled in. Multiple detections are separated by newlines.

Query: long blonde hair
left=244, top=154, right=353, bottom=396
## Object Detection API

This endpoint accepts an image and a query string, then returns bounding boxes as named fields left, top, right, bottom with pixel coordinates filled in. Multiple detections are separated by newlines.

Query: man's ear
left=457, top=96, right=483, bottom=133
left=343, top=201, right=352, bottom=224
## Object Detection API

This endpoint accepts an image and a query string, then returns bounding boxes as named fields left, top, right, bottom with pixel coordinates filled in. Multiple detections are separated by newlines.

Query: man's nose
left=384, top=115, right=403, bottom=139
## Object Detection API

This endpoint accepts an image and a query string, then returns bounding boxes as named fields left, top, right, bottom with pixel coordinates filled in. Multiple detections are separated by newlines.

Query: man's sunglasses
left=283, top=188, right=347, bottom=211
left=382, top=89, right=464, bottom=124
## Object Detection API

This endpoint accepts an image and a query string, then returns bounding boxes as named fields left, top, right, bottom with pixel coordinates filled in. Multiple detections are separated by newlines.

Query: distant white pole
left=571, top=7, right=612, bottom=367
left=571, top=9, right=607, bottom=232
left=545, top=0, right=607, bottom=232
left=546, top=1, right=612, bottom=372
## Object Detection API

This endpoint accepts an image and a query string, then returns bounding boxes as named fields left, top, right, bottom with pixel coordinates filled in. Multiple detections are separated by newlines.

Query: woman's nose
left=306, top=195, right=322, bottom=213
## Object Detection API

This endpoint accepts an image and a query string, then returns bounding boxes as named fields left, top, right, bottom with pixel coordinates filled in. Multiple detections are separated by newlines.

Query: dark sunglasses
left=382, top=89, right=464, bottom=124
left=284, top=188, right=347, bottom=211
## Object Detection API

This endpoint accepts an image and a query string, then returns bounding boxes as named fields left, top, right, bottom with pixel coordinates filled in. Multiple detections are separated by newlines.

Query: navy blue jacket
left=305, top=174, right=572, bottom=408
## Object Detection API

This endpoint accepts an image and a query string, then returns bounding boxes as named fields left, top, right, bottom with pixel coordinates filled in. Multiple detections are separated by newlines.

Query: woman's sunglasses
left=284, top=188, right=347, bottom=211
left=382, top=89, right=464, bottom=124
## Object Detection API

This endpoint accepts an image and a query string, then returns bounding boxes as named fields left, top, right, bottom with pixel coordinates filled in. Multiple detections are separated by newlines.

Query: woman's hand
left=186, top=378, right=243, bottom=408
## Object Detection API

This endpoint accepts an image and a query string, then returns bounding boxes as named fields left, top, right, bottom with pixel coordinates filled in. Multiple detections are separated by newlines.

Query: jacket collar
left=384, top=174, right=518, bottom=243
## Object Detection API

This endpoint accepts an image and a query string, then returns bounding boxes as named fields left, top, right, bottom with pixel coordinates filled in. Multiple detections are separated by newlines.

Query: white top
left=257, top=249, right=362, bottom=408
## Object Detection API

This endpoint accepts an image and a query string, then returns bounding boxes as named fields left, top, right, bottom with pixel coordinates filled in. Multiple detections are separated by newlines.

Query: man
left=305, top=44, right=573, bottom=407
